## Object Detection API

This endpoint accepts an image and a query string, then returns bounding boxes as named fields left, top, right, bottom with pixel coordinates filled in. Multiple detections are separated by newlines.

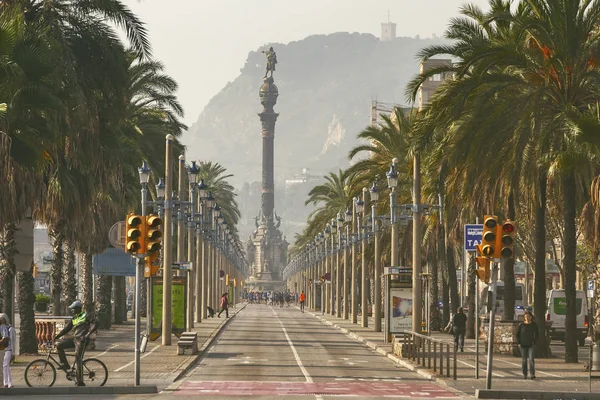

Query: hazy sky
left=123, top=0, right=491, bottom=125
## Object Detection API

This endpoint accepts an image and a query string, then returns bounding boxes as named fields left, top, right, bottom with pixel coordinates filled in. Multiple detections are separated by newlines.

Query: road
left=162, top=304, right=463, bottom=399
left=3, top=305, right=466, bottom=399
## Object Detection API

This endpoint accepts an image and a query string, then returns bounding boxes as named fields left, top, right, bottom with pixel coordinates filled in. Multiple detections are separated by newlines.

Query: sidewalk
left=7, top=303, right=245, bottom=391
left=306, top=309, right=599, bottom=398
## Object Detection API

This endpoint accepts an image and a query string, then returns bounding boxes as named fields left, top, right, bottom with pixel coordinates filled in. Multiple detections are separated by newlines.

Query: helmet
left=68, top=300, right=83, bottom=309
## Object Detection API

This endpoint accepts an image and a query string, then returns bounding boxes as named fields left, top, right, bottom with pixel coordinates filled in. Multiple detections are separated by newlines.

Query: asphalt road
left=161, top=304, right=463, bottom=399
left=3, top=305, right=466, bottom=399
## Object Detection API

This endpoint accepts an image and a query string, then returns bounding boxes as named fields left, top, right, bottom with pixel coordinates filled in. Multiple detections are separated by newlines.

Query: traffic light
left=481, top=215, right=498, bottom=257
left=144, top=252, right=160, bottom=278
left=226, top=274, right=230, bottom=286
left=126, top=214, right=144, bottom=254
left=233, top=278, right=237, bottom=287
left=145, top=214, right=163, bottom=254
left=498, top=220, right=516, bottom=258
left=32, top=263, right=38, bottom=278
left=475, top=256, right=491, bottom=282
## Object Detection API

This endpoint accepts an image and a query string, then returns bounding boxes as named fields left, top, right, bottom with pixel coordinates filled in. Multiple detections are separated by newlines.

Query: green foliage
left=35, top=293, right=50, bottom=306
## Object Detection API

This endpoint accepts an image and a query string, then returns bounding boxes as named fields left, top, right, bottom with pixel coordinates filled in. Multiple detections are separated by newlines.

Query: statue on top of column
left=262, top=47, right=277, bottom=78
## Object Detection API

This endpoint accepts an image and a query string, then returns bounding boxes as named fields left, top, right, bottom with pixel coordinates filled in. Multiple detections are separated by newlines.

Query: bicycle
left=24, top=340, right=108, bottom=387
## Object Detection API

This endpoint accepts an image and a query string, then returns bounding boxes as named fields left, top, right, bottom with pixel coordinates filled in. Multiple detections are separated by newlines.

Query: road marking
left=114, top=344, right=160, bottom=372
left=271, top=307, right=323, bottom=400
left=493, top=357, right=561, bottom=377
left=457, top=359, right=505, bottom=377
left=96, top=344, right=118, bottom=358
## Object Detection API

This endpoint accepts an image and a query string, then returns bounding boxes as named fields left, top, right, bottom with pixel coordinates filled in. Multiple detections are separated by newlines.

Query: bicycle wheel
left=82, top=358, right=108, bottom=386
left=24, top=359, right=57, bottom=387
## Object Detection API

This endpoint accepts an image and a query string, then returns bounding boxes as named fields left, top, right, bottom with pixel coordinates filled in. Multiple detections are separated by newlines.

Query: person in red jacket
left=299, top=291, right=306, bottom=313
left=218, top=293, right=229, bottom=318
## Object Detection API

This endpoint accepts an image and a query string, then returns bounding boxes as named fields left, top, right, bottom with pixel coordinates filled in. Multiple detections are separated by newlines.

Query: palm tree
left=406, top=0, right=600, bottom=362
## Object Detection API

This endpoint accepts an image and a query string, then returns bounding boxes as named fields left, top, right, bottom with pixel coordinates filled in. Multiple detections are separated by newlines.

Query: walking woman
left=516, top=311, right=539, bottom=379
left=0, top=313, right=14, bottom=388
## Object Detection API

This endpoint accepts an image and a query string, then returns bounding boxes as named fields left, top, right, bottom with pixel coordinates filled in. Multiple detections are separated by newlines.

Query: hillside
left=183, top=32, right=444, bottom=238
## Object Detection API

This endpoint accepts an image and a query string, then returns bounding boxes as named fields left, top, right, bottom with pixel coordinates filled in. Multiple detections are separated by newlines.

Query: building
left=381, top=13, right=397, bottom=41
left=418, top=59, right=453, bottom=109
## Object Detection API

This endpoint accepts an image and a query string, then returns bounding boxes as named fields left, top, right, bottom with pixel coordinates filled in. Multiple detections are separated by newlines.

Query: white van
left=546, top=289, right=588, bottom=346
left=479, top=281, right=525, bottom=315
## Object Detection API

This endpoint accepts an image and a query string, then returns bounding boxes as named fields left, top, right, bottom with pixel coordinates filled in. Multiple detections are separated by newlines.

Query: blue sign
left=588, top=280, right=595, bottom=291
left=93, top=248, right=135, bottom=276
left=464, top=224, right=483, bottom=252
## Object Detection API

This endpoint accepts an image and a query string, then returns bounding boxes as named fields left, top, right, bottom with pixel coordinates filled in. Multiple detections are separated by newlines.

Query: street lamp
left=188, top=161, right=200, bottom=185
left=371, top=180, right=381, bottom=332
left=156, top=178, right=165, bottom=201
left=138, top=160, right=151, bottom=186
left=360, top=187, right=369, bottom=327
left=197, top=179, right=208, bottom=199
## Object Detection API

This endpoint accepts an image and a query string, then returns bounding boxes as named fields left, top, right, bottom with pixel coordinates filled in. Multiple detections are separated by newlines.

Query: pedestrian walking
left=299, top=291, right=306, bottom=313
left=516, top=311, right=538, bottom=379
left=452, top=307, right=467, bottom=352
left=218, top=293, right=229, bottom=318
left=0, top=313, right=15, bottom=388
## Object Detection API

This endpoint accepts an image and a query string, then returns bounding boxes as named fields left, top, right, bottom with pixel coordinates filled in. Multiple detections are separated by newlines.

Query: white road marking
left=457, top=359, right=505, bottom=377
left=114, top=344, right=160, bottom=372
left=493, top=357, right=561, bottom=377
left=271, top=307, right=323, bottom=400
left=96, top=344, right=118, bottom=358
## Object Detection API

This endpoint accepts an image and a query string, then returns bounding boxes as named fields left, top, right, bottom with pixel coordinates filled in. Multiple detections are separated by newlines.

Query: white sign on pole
left=172, top=262, right=193, bottom=271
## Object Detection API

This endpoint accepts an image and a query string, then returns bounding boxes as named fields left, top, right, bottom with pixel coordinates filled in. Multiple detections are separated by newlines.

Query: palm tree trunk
left=446, top=245, right=459, bottom=313
left=140, top=278, right=147, bottom=317
left=0, top=223, right=17, bottom=318
left=534, top=172, right=550, bottom=357
left=466, top=254, right=476, bottom=339
left=442, top=265, right=450, bottom=326
left=63, top=241, right=77, bottom=308
left=81, top=252, right=94, bottom=317
left=18, top=263, right=37, bottom=354
left=563, top=171, right=578, bottom=363
left=113, top=276, right=125, bottom=324
left=429, top=244, right=441, bottom=331
left=503, top=189, right=517, bottom=321
left=49, top=226, right=64, bottom=316
left=97, top=275, right=112, bottom=329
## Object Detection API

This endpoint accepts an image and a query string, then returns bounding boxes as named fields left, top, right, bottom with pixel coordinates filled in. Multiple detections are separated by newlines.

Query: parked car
left=546, top=289, right=588, bottom=346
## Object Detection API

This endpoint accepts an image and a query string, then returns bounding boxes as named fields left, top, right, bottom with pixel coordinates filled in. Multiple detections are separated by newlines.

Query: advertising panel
left=150, top=276, right=187, bottom=340
left=389, top=287, right=412, bottom=333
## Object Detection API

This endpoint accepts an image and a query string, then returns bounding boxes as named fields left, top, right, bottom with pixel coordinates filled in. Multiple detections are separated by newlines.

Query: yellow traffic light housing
left=144, top=251, right=160, bottom=278
left=482, top=215, right=498, bottom=257
left=145, top=214, right=163, bottom=254
left=126, top=214, right=144, bottom=254
left=225, top=274, right=230, bottom=286
left=499, top=220, right=516, bottom=258
left=233, top=278, right=237, bottom=287
left=475, top=256, right=491, bottom=282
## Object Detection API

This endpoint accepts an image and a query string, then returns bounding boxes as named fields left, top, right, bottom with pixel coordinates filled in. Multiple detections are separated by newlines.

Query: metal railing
left=400, top=331, right=457, bottom=380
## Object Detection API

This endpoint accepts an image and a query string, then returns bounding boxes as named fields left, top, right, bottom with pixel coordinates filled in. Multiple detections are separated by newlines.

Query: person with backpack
left=517, top=311, right=539, bottom=379
left=0, top=313, right=15, bottom=388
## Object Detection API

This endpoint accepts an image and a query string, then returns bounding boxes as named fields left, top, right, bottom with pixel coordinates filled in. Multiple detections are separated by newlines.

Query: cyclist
left=53, top=300, right=98, bottom=386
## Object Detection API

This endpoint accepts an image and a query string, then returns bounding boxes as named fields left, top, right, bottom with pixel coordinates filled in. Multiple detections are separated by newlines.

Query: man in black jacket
left=516, top=311, right=539, bottom=379
left=452, top=307, right=467, bottom=352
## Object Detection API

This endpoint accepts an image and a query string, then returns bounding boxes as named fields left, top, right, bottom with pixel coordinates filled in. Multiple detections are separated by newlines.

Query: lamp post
left=324, top=225, right=331, bottom=314
left=186, top=161, right=199, bottom=329
left=370, top=180, right=381, bottom=332
left=353, top=195, right=364, bottom=324
left=336, top=214, right=343, bottom=318
left=330, top=219, right=337, bottom=316
left=134, top=160, right=151, bottom=386
left=385, top=159, right=399, bottom=342
left=162, top=134, right=174, bottom=345
left=361, top=187, right=369, bottom=328
left=196, top=179, right=208, bottom=322
left=344, top=207, right=351, bottom=320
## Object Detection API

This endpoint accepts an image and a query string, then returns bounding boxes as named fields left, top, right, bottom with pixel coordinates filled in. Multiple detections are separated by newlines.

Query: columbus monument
left=247, top=47, right=288, bottom=290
